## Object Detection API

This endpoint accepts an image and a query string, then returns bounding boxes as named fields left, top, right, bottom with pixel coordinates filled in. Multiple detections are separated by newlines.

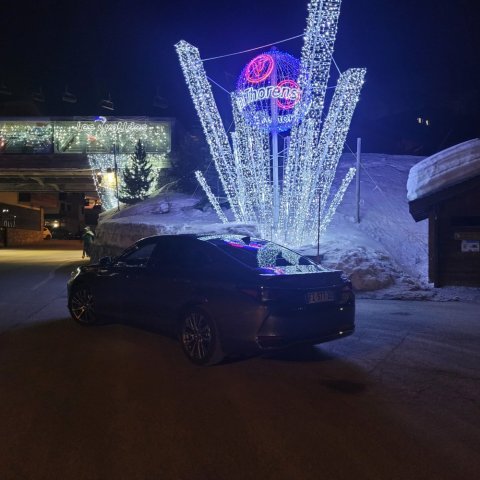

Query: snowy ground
left=92, top=153, right=480, bottom=303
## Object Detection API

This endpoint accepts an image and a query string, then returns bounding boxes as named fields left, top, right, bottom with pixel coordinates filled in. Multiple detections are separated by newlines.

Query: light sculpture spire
left=176, top=0, right=366, bottom=246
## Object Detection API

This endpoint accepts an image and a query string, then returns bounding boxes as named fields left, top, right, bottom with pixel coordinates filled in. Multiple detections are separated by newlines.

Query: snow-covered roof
left=407, top=138, right=480, bottom=201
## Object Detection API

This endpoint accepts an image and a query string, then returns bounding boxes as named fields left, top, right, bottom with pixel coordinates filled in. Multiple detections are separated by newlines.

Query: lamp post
left=113, top=141, right=120, bottom=212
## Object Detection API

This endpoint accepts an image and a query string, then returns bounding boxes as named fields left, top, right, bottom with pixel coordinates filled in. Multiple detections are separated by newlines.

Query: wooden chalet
left=409, top=173, right=480, bottom=287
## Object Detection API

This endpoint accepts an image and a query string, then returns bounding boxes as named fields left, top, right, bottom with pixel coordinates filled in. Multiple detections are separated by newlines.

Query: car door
left=104, top=238, right=161, bottom=322
left=133, top=237, right=218, bottom=333
left=112, top=236, right=192, bottom=331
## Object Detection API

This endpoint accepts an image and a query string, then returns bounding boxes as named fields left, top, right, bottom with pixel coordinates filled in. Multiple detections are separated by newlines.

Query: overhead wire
left=193, top=31, right=344, bottom=201
left=201, top=34, right=305, bottom=61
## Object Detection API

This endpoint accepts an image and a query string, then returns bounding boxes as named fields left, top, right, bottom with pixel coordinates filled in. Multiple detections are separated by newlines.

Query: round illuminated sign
left=236, top=49, right=301, bottom=132
left=244, top=54, right=275, bottom=84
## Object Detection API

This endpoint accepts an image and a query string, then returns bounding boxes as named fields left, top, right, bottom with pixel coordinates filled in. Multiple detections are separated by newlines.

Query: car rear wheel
left=179, top=308, right=224, bottom=366
left=70, top=285, right=98, bottom=325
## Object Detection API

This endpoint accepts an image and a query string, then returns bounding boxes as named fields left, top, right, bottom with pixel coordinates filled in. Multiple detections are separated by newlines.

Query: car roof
left=136, top=233, right=261, bottom=243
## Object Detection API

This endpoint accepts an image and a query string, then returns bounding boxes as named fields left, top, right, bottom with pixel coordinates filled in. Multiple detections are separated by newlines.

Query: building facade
left=0, top=116, right=173, bottom=243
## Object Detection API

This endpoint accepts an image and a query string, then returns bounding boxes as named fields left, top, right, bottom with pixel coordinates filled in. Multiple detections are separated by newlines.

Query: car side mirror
left=98, top=256, right=113, bottom=267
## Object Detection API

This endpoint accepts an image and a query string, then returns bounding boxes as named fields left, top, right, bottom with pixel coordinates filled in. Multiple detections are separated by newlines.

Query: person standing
left=82, top=226, right=95, bottom=259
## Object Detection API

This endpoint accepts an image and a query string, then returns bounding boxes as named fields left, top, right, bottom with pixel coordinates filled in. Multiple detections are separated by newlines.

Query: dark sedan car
left=68, top=234, right=355, bottom=365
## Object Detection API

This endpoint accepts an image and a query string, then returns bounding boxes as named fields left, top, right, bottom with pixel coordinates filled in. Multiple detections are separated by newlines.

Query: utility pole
left=355, top=137, right=361, bottom=223
left=316, top=191, right=321, bottom=264
left=270, top=52, right=280, bottom=231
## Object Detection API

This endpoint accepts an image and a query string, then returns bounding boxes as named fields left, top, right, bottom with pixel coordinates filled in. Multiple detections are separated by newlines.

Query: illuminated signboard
left=77, top=118, right=148, bottom=134
left=236, top=50, right=301, bottom=132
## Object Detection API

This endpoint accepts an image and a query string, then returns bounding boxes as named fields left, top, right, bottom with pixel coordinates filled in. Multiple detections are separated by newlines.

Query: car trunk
left=252, top=270, right=348, bottom=307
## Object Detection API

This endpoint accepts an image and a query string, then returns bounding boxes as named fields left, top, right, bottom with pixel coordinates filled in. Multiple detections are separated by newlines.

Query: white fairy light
left=231, top=92, right=273, bottom=230
left=87, top=152, right=167, bottom=210
left=194, top=171, right=229, bottom=223
left=0, top=118, right=171, bottom=211
left=177, top=0, right=366, bottom=247
left=288, top=67, right=366, bottom=243
left=257, top=241, right=302, bottom=268
left=317, top=166, right=356, bottom=236
left=176, top=40, right=242, bottom=219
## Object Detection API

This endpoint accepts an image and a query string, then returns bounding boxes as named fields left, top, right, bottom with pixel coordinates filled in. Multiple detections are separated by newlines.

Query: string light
left=176, top=40, right=242, bottom=220
left=88, top=152, right=168, bottom=210
left=195, top=171, right=228, bottom=223
left=177, top=0, right=365, bottom=247
left=0, top=119, right=170, bottom=155
left=0, top=121, right=53, bottom=153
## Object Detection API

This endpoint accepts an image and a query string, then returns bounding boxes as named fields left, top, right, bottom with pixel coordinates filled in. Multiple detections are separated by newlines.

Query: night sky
left=1, top=0, right=479, bottom=154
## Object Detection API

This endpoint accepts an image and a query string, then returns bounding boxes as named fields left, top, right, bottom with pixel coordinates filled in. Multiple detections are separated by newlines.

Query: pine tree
left=119, top=139, right=153, bottom=205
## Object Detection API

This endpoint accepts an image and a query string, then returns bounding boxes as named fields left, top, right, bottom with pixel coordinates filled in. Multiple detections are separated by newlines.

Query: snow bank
left=407, top=138, right=480, bottom=201
left=92, top=192, right=258, bottom=258
left=323, top=153, right=429, bottom=288
left=90, top=154, right=480, bottom=301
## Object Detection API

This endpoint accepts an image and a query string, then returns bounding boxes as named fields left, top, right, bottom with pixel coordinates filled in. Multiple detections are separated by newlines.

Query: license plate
left=306, top=290, right=333, bottom=304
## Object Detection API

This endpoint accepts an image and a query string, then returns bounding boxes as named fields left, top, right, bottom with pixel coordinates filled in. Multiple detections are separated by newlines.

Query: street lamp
left=112, top=142, right=120, bottom=211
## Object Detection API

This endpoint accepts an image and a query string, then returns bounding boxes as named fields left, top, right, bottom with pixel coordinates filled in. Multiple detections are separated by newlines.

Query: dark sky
left=1, top=0, right=479, bottom=153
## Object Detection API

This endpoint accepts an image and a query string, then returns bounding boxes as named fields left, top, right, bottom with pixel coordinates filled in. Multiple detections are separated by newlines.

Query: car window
left=176, top=244, right=214, bottom=269
left=149, top=238, right=214, bottom=271
left=116, top=241, right=158, bottom=267
left=200, top=235, right=322, bottom=275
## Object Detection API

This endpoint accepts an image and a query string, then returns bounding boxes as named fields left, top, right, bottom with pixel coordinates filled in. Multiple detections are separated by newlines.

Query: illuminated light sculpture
left=244, top=54, right=275, bottom=84
left=236, top=49, right=301, bottom=132
left=195, top=171, right=228, bottom=223
left=176, top=0, right=366, bottom=247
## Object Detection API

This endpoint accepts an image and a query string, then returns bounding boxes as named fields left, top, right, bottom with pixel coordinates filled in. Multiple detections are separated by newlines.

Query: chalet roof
left=407, top=138, right=480, bottom=202
left=407, top=139, right=480, bottom=221
left=409, top=173, right=480, bottom=222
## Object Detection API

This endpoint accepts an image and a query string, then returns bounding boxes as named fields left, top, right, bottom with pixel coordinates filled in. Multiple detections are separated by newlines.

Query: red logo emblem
left=245, top=54, right=275, bottom=84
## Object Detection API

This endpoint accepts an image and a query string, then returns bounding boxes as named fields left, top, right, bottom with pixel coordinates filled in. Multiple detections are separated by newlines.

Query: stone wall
left=6, top=228, right=43, bottom=246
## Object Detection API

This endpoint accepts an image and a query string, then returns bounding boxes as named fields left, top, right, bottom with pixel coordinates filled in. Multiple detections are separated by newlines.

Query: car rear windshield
left=200, top=236, right=323, bottom=275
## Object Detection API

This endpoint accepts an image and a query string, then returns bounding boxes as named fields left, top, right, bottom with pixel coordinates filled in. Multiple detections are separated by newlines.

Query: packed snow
left=92, top=152, right=480, bottom=302
left=407, top=138, right=480, bottom=201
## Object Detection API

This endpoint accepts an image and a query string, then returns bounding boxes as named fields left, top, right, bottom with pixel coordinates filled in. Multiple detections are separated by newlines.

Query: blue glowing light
left=236, top=49, right=301, bottom=132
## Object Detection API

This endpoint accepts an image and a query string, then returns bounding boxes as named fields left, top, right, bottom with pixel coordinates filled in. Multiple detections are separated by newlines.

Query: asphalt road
left=0, top=243, right=479, bottom=480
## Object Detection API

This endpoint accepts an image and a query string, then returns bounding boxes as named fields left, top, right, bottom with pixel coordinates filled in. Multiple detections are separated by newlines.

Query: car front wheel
left=179, top=308, right=224, bottom=366
left=69, top=285, right=98, bottom=325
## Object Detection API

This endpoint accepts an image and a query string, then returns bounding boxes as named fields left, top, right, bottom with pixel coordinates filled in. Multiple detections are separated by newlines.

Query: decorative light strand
left=317, top=166, right=356, bottom=237
left=175, top=40, right=241, bottom=219
left=194, top=171, right=229, bottom=223
left=289, top=67, right=366, bottom=242
left=87, top=153, right=168, bottom=210
left=0, top=120, right=171, bottom=155
left=280, top=0, right=342, bottom=238
left=178, top=0, right=366, bottom=247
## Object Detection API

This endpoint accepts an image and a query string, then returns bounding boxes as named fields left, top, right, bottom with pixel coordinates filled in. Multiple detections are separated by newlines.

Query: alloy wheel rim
left=71, top=289, right=95, bottom=324
left=182, top=312, right=213, bottom=361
